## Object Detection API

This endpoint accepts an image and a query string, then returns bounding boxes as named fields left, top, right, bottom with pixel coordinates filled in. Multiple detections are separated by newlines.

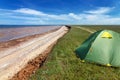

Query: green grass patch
left=30, top=26, right=120, bottom=80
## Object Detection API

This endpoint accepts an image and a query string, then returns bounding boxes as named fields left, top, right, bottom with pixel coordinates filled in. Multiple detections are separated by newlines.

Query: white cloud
left=14, top=8, right=47, bottom=16
left=14, top=8, right=72, bottom=20
left=84, top=7, right=112, bottom=14
left=24, top=20, right=45, bottom=24
left=68, top=13, right=82, bottom=20
left=0, top=7, right=120, bottom=24
left=9, top=15, right=41, bottom=20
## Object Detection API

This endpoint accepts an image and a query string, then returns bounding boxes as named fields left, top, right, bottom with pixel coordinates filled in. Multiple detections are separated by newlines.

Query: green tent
left=75, top=30, right=120, bottom=67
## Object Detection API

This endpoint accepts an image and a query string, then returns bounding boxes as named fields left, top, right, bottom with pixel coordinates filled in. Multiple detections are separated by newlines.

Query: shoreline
left=0, top=26, right=61, bottom=42
left=0, top=28, right=60, bottom=50
left=0, top=26, right=69, bottom=80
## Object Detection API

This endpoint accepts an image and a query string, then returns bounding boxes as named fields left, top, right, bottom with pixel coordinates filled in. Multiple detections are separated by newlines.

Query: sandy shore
left=0, top=26, right=69, bottom=80
left=11, top=40, right=57, bottom=80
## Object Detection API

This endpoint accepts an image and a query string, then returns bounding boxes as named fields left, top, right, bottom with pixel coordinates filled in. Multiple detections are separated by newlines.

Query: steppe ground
left=30, top=25, right=120, bottom=80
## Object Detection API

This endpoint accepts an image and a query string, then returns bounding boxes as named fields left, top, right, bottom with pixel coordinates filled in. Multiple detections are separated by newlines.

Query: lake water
left=0, top=25, right=61, bottom=42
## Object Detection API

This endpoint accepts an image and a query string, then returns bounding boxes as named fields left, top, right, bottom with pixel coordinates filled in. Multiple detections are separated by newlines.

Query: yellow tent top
left=101, top=32, right=112, bottom=38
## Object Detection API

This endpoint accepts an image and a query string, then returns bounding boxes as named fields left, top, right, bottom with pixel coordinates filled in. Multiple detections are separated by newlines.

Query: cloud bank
left=0, top=7, right=120, bottom=24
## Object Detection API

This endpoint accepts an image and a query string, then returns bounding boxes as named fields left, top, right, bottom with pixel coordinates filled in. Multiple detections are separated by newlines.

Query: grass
left=30, top=26, right=120, bottom=80
left=77, top=25, right=120, bottom=33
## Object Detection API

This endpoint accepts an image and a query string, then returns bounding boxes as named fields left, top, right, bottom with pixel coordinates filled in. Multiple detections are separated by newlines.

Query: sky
left=0, top=0, right=120, bottom=25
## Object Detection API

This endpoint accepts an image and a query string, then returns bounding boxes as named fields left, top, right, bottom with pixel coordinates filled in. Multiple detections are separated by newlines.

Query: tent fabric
left=75, top=30, right=102, bottom=60
left=75, top=30, right=120, bottom=67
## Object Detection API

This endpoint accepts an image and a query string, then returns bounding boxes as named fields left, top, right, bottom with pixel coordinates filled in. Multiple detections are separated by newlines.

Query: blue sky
left=0, top=0, right=120, bottom=25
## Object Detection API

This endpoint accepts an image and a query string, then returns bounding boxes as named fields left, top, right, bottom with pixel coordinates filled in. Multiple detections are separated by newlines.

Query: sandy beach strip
left=0, top=26, right=69, bottom=80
